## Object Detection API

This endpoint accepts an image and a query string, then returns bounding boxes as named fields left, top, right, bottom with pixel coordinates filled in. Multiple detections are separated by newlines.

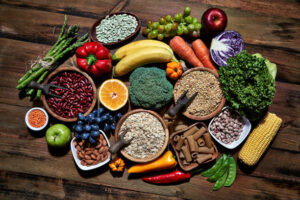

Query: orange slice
left=99, top=79, right=128, bottom=111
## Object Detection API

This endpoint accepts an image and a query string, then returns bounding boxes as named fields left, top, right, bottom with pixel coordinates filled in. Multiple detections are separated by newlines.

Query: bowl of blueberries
left=72, top=107, right=123, bottom=144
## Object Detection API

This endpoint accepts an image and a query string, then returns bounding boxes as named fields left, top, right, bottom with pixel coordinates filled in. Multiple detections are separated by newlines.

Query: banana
left=112, top=40, right=177, bottom=61
left=114, top=47, right=173, bottom=77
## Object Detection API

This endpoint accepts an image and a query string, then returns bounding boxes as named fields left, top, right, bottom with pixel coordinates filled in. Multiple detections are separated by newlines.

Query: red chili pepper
left=76, top=42, right=112, bottom=77
left=142, top=169, right=202, bottom=184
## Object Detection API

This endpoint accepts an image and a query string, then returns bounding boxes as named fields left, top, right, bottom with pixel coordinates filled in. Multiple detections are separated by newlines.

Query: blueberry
left=94, top=117, right=101, bottom=124
left=74, top=132, right=81, bottom=139
left=92, top=110, right=97, bottom=115
left=89, top=136, right=96, bottom=144
left=91, top=130, right=100, bottom=137
left=103, top=123, right=110, bottom=132
left=84, top=124, right=91, bottom=131
left=78, top=113, right=85, bottom=121
left=82, top=132, right=90, bottom=140
left=75, top=125, right=83, bottom=132
left=72, top=124, right=76, bottom=130
left=97, top=107, right=105, bottom=117
left=108, top=115, right=114, bottom=122
left=110, top=123, right=116, bottom=131
left=91, top=124, right=99, bottom=131
left=88, top=113, right=95, bottom=118
left=100, top=115, right=108, bottom=122
left=77, top=120, right=84, bottom=125
left=116, top=112, right=123, bottom=119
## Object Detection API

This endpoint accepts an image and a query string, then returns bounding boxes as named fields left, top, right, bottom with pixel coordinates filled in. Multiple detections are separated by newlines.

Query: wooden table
left=0, top=0, right=299, bottom=199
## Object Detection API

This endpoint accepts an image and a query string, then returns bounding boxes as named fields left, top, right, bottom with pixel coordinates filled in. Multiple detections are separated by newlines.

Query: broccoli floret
left=129, top=67, right=173, bottom=110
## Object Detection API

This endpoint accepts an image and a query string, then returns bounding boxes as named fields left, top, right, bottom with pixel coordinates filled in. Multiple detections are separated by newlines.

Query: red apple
left=201, top=8, right=227, bottom=36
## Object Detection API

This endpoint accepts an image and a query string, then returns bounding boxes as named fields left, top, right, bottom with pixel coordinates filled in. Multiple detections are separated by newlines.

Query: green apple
left=46, top=124, right=71, bottom=148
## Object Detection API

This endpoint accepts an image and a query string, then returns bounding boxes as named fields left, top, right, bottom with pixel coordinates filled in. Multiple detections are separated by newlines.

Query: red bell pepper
left=142, top=169, right=202, bottom=184
left=76, top=42, right=112, bottom=77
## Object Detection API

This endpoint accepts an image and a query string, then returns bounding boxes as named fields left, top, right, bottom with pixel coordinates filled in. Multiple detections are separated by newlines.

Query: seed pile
left=96, top=14, right=138, bottom=43
left=119, top=112, right=165, bottom=159
left=174, top=70, right=223, bottom=116
left=28, top=109, right=46, bottom=128
left=74, top=134, right=109, bottom=166
left=46, top=71, right=93, bottom=118
left=210, top=108, right=245, bottom=144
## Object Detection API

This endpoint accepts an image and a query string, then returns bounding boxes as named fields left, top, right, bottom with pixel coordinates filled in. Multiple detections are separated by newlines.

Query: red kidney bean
left=46, top=71, right=93, bottom=119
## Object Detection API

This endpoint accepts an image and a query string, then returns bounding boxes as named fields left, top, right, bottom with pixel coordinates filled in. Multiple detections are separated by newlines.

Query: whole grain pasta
left=197, top=138, right=205, bottom=146
left=198, top=146, right=214, bottom=154
left=183, top=126, right=199, bottom=137
left=175, top=135, right=185, bottom=150
left=203, top=132, right=213, bottom=148
left=187, top=135, right=197, bottom=152
left=192, top=127, right=206, bottom=140
left=181, top=145, right=192, bottom=162
left=196, top=154, right=212, bottom=164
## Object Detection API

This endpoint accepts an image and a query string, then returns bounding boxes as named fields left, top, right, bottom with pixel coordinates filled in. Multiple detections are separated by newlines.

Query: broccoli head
left=129, top=67, right=173, bottom=110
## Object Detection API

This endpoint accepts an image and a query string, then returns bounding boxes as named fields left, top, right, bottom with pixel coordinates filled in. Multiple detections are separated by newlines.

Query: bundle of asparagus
left=16, top=15, right=89, bottom=100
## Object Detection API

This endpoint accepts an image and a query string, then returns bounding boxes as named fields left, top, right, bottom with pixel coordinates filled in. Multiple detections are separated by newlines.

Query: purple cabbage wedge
left=210, top=30, right=244, bottom=67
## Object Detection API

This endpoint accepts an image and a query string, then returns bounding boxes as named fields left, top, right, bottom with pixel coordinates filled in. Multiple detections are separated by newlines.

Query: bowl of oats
left=114, top=109, right=169, bottom=163
left=173, top=68, right=225, bottom=121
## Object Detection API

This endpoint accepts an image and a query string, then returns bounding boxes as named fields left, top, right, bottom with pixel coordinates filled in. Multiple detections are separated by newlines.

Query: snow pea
left=224, top=156, right=236, bottom=187
left=202, top=154, right=227, bottom=177
left=213, top=168, right=228, bottom=191
left=207, top=157, right=229, bottom=182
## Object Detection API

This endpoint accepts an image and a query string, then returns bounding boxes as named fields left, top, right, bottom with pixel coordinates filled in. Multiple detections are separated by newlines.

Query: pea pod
left=224, top=156, right=236, bottom=187
left=202, top=154, right=227, bottom=177
left=207, top=157, right=229, bottom=182
left=213, top=168, right=228, bottom=191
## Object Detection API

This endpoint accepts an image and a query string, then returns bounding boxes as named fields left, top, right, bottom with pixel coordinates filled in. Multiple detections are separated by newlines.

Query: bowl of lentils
left=90, top=12, right=141, bottom=46
left=41, top=66, right=97, bottom=122
left=173, top=68, right=226, bottom=121
left=114, top=109, right=169, bottom=163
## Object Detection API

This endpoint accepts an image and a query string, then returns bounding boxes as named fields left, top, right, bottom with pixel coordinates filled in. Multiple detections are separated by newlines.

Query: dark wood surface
left=0, top=0, right=300, bottom=199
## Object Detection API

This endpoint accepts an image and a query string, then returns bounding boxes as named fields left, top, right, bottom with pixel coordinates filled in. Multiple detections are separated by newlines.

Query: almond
left=93, top=150, right=99, bottom=155
left=85, top=150, right=93, bottom=155
left=85, top=147, right=93, bottom=151
left=79, top=152, right=85, bottom=159
left=96, top=154, right=102, bottom=161
left=96, top=142, right=102, bottom=149
left=86, top=160, right=94, bottom=165
left=100, top=134, right=104, bottom=141
left=80, top=160, right=86, bottom=166
left=91, top=154, right=97, bottom=160
left=85, top=155, right=91, bottom=160
left=76, top=146, right=81, bottom=151
left=99, top=147, right=104, bottom=153
left=102, top=140, right=107, bottom=146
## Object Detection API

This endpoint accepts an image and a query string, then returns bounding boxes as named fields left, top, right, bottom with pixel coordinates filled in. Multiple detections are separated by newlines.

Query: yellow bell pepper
left=128, top=151, right=177, bottom=173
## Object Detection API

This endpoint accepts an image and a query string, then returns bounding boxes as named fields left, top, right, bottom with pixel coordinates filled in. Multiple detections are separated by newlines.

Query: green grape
left=188, top=24, right=195, bottom=32
left=182, top=25, right=189, bottom=35
left=194, top=23, right=202, bottom=31
left=158, top=25, right=165, bottom=33
left=151, top=22, right=160, bottom=30
left=174, top=13, right=182, bottom=22
left=184, top=16, right=193, bottom=24
left=147, top=20, right=152, bottom=28
left=151, top=30, right=158, bottom=38
left=192, top=17, right=198, bottom=24
left=165, top=15, right=173, bottom=22
left=177, top=27, right=183, bottom=35
left=164, top=33, right=170, bottom=38
left=159, top=17, right=167, bottom=25
left=147, top=32, right=152, bottom=39
left=184, top=6, right=191, bottom=16
left=142, top=28, right=151, bottom=36
left=157, top=33, right=164, bottom=40
left=171, top=22, right=178, bottom=31
left=165, top=23, right=172, bottom=33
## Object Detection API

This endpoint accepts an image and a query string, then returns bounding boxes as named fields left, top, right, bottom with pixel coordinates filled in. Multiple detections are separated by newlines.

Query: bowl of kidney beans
left=41, top=66, right=97, bottom=122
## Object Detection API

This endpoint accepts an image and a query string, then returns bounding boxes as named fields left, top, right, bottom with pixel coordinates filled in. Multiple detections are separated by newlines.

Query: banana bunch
left=113, top=40, right=176, bottom=77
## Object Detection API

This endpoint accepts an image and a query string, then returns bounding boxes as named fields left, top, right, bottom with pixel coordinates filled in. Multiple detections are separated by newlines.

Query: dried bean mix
left=46, top=71, right=93, bottom=118
left=210, top=108, right=245, bottom=144
left=120, top=112, right=166, bottom=159
left=174, top=70, right=223, bottom=116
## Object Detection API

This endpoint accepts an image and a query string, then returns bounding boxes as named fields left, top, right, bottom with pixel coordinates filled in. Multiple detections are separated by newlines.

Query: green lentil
left=96, top=14, right=138, bottom=43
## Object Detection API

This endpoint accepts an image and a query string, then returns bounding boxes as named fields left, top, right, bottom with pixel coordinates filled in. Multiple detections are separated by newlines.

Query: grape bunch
left=73, top=108, right=123, bottom=144
left=142, top=7, right=202, bottom=40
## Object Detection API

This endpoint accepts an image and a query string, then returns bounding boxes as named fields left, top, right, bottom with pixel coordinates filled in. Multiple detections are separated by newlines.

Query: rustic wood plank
left=1, top=2, right=300, bottom=53
left=0, top=170, right=180, bottom=200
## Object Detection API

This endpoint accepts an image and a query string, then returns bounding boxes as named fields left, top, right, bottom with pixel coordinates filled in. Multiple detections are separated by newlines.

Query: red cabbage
left=210, top=31, right=244, bottom=67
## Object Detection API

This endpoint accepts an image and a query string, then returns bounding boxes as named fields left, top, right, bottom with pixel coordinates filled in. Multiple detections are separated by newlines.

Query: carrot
left=192, top=39, right=217, bottom=72
left=169, top=36, right=204, bottom=68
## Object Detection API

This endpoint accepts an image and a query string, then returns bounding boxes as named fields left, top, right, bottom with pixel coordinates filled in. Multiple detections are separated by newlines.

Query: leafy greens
left=219, top=51, right=276, bottom=121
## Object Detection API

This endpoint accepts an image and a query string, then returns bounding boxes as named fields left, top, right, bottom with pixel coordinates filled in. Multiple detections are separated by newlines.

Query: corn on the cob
left=238, top=112, right=282, bottom=166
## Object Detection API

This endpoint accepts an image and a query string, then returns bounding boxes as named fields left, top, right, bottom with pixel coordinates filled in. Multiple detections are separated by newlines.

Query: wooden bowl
left=170, top=122, right=218, bottom=171
left=41, top=65, right=97, bottom=122
left=90, top=12, right=141, bottom=46
left=173, top=68, right=225, bottom=121
left=115, top=109, right=169, bottom=163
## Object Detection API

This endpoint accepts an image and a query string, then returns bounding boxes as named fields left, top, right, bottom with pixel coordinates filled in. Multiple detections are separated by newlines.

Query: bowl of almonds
left=71, top=130, right=111, bottom=171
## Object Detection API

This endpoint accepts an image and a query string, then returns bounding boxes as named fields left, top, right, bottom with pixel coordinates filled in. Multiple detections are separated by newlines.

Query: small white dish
left=25, top=107, right=49, bottom=131
left=70, top=130, right=111, bottom=171
left=208, top=107, right=251, bottom=149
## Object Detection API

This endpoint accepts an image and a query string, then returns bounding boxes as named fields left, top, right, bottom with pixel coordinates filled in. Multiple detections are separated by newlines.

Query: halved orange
left=99, top=79, right=129, bottom=111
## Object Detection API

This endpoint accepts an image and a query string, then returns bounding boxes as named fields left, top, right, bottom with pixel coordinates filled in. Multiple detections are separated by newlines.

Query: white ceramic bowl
left=25, top=107, right=49, bottom=131
left=208, top=107, right=251, bottom=149
left=70, top=130, right=111, bottom=171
